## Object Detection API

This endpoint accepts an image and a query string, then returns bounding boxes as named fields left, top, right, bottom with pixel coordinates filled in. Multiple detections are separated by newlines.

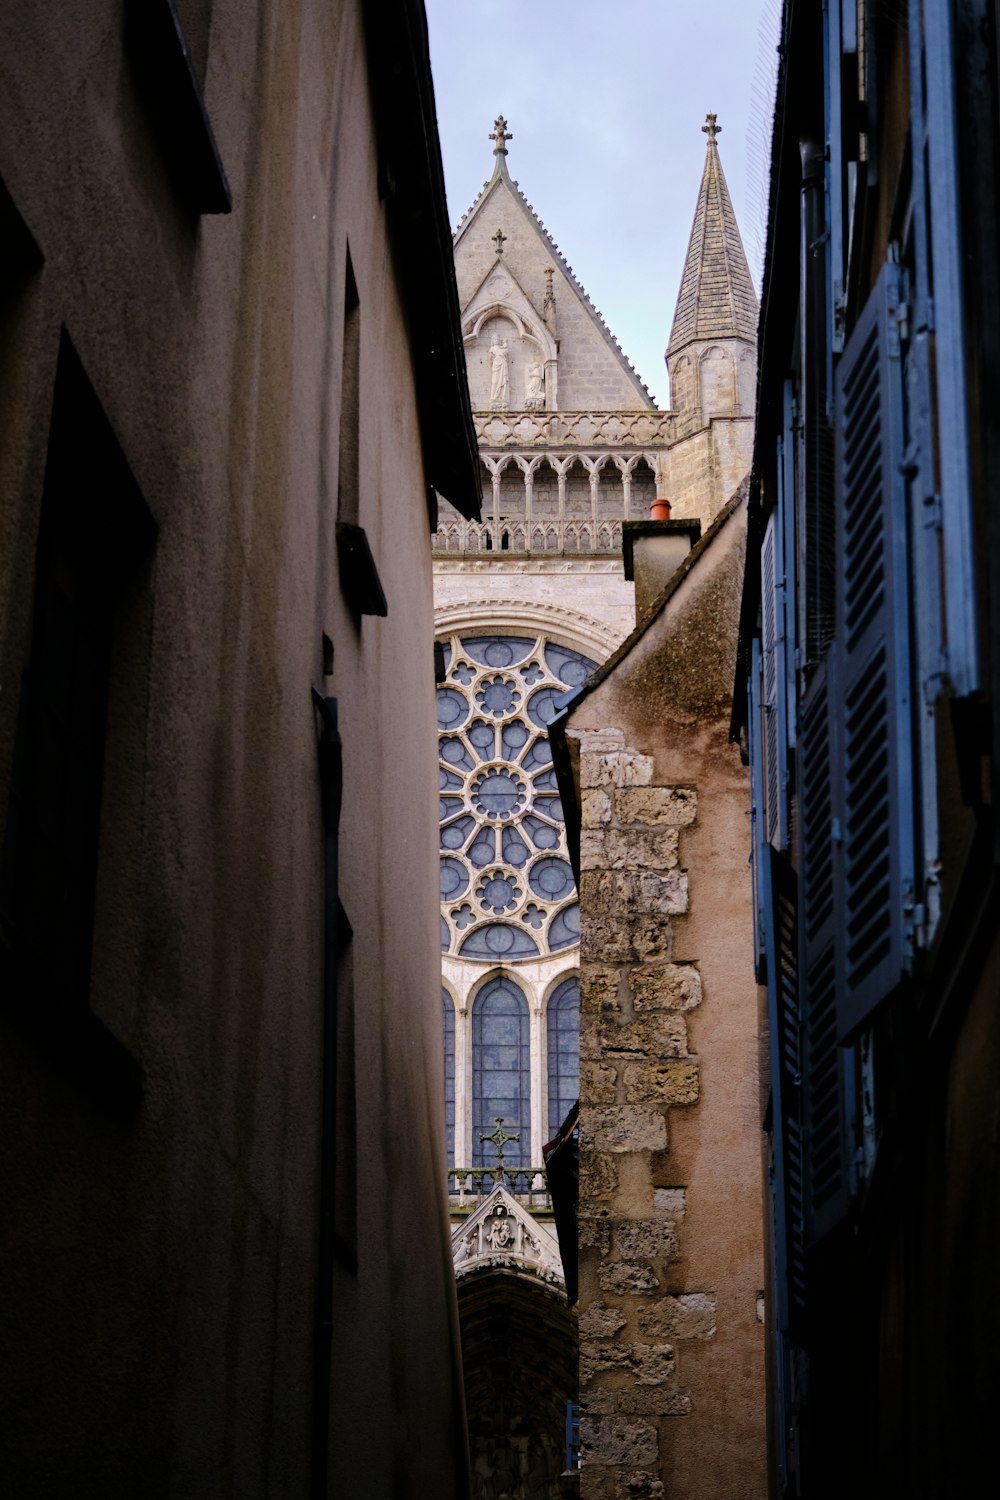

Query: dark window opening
left=1, top=335, right=156, bottom=1015
left=338, top=251, right=361, bottom=527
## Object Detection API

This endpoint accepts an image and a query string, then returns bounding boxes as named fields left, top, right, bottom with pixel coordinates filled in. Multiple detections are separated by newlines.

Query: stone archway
left=458, top=1266, right=577, bottom=1500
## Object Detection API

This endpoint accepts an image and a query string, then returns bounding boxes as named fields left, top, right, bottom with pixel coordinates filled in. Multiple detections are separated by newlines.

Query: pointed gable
left=668, top=115, right=759, bottom=356
left=454, top=121, right=656, bottom=411
left=451, top=1184, right=564, bottom=1282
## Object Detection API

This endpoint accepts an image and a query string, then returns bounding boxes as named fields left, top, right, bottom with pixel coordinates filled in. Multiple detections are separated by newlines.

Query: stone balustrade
left=434, top=434, right=667, bottom=555
left=434, top=515, right=624, bottom=555
left=473, top=409, right=676, bottom=449
left=447, top=1166, right=552, bottom=1210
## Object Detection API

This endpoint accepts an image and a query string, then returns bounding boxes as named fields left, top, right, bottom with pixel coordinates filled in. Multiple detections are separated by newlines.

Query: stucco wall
left=0, top=5, right=467, bottom=1497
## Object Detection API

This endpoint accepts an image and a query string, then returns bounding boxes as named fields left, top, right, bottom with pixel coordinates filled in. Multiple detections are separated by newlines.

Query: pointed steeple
left=667, top=115, right=758, bottom=357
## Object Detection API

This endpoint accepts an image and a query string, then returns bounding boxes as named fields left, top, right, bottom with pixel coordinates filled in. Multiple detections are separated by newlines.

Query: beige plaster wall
left=0, top=4, right=467, bottom=1497
left=566, top=508, right=766, bottom=1499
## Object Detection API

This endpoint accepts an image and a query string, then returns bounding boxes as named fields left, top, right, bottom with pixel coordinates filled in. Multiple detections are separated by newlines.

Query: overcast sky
left=425, top=0, right=780, bottom=408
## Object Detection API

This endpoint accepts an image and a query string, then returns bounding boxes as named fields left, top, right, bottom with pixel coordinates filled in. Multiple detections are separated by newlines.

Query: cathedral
left=435, top=117, right=761, bottom=1496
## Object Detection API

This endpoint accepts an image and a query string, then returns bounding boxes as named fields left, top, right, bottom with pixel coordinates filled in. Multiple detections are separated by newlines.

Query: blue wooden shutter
left=749, top=640, right=767, bottom=981
left=781, top=380, right=798, bottom=755
left=826, top=0, right=846, bottom=354
left=798, top=656, right=851, bottom=1240
left=763, top=845, right=806, bottom=1332
left=761, top=512, right=781, bottom=846
left=910, top=0, right=980, bottom=696
left=834, top=263, right=916, bottom=1040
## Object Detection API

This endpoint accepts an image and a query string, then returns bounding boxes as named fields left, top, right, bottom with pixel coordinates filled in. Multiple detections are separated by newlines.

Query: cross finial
left=702, top=113, right=721, bottom=143
left=490, top=115, right=513, bottom=156
left=479, top=1116, right=520, bottom=1174
left=492, top=228, right=507, bottom=256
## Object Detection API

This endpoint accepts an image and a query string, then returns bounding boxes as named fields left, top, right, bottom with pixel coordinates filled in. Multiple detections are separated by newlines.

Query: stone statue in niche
left=486, top=1204, right=513, bottom=1250
left=524, top=358, right=544, bottom=408
left=460, top=1229, right=479, bottom=1262
left=488, top=336, right=510, bottom=407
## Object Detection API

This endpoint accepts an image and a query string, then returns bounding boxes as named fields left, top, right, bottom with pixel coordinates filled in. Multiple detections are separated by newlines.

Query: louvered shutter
left=834, top=263, right=915, bottom=1040
left=748, top=640, right=767, bottom=981
left=761, top=510, right=788, bottom=848
left=798, top=656, right=851, bottom=1240
left=910, top=0, right=980, bottom=696
left=767, top=513, right=779, bottom=846
left=781, top=380, right=798, bottom=754
left=762, top=844, right=806, bottom=1333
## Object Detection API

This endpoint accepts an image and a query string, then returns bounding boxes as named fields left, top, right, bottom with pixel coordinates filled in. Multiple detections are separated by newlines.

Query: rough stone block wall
left=573, top=725, right=714, bottom=1500
left=665, top=418, right=752, bottom=530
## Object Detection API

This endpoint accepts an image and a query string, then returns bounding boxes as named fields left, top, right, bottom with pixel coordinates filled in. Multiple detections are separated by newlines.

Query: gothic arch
left=462, top=301, right=558, bottom=365
left=699, top=343, right=736, bottom=416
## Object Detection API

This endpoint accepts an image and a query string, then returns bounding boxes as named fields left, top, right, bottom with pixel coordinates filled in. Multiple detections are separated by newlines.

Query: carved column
left=530, top=999, right=544, bottom=1168
left=649, top=449, right=670, bottom=514
left=552, top=456, right=571, bottom=549
left=456, top=993, right=471, bottom=1170
left=613, top=453, right=640, bottom=521
left=515, top=454, right=544, bottom=552
left=582, top=454, right=608, bottom=548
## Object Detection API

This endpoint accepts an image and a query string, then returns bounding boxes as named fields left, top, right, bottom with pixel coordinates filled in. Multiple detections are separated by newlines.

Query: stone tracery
left=437, top=630, right=594, bottom=961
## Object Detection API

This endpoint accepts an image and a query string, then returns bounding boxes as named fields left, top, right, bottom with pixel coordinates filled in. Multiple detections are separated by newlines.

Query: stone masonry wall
left=574, top=726, right=712, bottom=1500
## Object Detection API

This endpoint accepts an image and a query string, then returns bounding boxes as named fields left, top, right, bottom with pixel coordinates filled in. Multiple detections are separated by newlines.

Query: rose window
left=437, top=632, right=596, bottom=959
left=476, top=871, right=521, bottom=914
left=471, top=769, right=526, bottom=818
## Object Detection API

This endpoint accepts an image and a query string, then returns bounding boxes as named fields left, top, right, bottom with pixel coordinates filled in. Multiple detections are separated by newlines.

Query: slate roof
left=667, top=128, right=759, bottom=356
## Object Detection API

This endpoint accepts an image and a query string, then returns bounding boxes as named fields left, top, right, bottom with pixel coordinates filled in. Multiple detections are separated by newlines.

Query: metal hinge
left=923, top=491, right=943, bottom=530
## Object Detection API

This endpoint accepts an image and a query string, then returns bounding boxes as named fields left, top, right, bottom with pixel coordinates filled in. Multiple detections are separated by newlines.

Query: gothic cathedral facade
left=434, top=115, right=759, bottom=1496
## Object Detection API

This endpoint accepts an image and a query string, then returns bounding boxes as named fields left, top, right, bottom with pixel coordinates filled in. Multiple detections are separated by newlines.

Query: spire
left=667, top=114, right=758, bottom=357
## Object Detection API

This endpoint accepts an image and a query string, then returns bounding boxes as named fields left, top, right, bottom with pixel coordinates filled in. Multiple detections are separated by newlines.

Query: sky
left=425, top=0, right=780, bottom=408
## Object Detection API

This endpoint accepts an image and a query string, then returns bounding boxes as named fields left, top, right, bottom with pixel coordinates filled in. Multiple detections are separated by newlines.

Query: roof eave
left=361, top=0, right=481, bottom=520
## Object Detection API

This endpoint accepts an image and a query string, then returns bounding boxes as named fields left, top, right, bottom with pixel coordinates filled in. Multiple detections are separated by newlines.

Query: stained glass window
left=437, top=631, right=595, bottom=961
left=547, top=978, right=580, bottom=1136
left=472, top=976, right=531, bottom=1166
left=443, top=988, right=455, bottom=1166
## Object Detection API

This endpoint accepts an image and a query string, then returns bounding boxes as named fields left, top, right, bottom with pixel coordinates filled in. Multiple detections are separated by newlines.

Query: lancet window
left=472, top=977, right=531, bottom=1166
left=546, top=978, right=581, bottom=1136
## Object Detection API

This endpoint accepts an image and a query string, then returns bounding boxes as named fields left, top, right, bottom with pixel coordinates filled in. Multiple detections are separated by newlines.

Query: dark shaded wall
left=0, top=3, right=469, bottom=1496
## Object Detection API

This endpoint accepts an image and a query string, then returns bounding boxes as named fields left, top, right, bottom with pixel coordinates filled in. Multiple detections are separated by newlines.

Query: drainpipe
left=311, top=690, right=343, bottom=1500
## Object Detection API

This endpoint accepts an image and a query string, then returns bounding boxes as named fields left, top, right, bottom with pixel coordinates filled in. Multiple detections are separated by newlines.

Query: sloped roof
left=455, top=130, right=657, bottom=408
left=667, top=118, right=759, bottom=356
